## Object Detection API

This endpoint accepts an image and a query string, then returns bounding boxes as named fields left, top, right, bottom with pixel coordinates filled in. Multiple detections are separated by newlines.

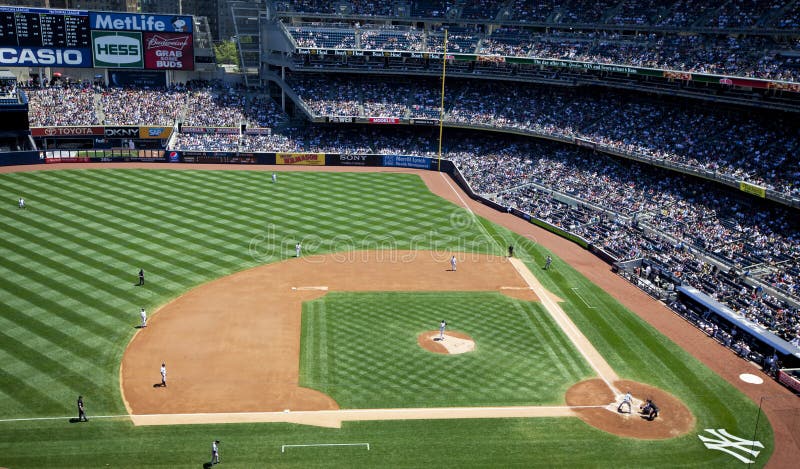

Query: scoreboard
left=0, top=6, right=193, bottom=70
left=0, top=8, right=90, bottom=48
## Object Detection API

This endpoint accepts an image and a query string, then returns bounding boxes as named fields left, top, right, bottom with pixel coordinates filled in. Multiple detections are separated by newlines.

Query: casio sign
left=0, top=48, right=86, bottom=66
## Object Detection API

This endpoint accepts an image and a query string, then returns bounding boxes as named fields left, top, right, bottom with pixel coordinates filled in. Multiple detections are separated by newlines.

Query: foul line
left=0, top=414, right=129, bottom=423
left=571, top=288, right=596, bottom=309
left=281, top=443, right=370, bottom=453
left=509, top=258, right=619, bottom=394
left=291, top=286, right=329, bottom=291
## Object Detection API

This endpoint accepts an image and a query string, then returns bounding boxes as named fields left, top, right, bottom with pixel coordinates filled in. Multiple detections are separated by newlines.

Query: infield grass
left=300, top=292, right=593, bottom=407
left=0, top=168, right=775, bottom=467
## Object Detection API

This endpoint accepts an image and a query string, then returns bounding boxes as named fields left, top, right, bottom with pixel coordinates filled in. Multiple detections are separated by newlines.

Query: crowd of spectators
left=276, top=0, right=800, bottom=29
left=288, top=26, right=356, bottom=49
left=287, top=75, right=800, bottom=198
left=25, top=80, right=288, bottom=129
left=26, top=83, right=98, bottom=127
left=287, top=19, right=800, bottom=82
left=100, top=86, right=186, bottom=126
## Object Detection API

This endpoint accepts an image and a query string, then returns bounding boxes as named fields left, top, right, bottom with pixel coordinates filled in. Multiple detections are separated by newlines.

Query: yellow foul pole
left=437, top=29, right=448, bottom=171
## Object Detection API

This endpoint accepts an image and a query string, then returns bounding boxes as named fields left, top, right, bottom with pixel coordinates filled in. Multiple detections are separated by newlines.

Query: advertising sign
left=91, top=31, right=142, bottom=68
left=104, top=126, right=139, bottom=138
left=369, top=117, right=400, bottom=124
left=31, top=126, right=104, bottom=137
left=143, top=32, right=193, bottom=70
left=276, top=153, right=325, bottom=165
left=139, top=126, right=173, bottom=139
left=739, top=181, right=766, bottom=198
left=382, top=155, right=431, bottom=169
left=0, top=46, right=92, bottom=67
left=180, top=127, right=239, bottom=134
left=108, top=70, right=166, bottom=88
left=90, top=12, right=192, bottom=33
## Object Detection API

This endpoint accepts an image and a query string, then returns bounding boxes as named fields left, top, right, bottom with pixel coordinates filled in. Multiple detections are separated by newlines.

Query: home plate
left=292, top=286, right=329, bottom=291
left=739, top=373, right=764, bottom=384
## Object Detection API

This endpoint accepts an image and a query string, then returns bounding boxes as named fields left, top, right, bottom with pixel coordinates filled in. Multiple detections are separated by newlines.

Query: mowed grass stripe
left=23, top=174, right=251, bottom=270
left=510, top=301, right=590, bottom=381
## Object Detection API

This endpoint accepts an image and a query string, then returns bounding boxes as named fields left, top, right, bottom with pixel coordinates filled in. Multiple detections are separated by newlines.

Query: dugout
left=677, top=285, right=800, bottom=368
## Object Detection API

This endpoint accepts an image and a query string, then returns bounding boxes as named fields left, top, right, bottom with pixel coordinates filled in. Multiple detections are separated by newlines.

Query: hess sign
left=92, top=31, right=143, bottom=68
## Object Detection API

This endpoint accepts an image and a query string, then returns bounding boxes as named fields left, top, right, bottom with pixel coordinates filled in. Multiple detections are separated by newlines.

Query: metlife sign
left=90, top=12, right=193, bottom=33
left=92, top=31, right=143, bottom=68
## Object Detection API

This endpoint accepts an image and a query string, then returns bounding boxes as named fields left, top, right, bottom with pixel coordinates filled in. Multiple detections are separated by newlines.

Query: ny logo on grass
left=698, top=428, right=764, bottom=463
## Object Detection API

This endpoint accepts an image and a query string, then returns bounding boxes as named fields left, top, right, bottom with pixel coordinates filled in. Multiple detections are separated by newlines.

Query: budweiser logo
left=147, top=35, right=189, bottom=49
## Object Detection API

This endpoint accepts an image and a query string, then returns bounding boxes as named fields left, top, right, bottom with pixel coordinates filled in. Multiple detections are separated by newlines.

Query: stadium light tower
left=437, top=28, right=448, bottom=171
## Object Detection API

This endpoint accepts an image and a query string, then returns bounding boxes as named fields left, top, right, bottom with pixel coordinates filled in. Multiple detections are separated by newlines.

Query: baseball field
left=0, top=165, right=785, bottom=467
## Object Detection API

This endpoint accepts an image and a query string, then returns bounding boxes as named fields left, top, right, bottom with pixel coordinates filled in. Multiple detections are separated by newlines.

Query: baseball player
left=139, top=308, right=147, bottom=328
left=18, top=197, right=25, bottom=209
left=160, top=363, right=167, bottom=387
left=439, top=320, right=447, bottom=340
left=450, top=255, right=457, bottom=271
left=544, top=255, right=552, bottom=270
left=295, top=242, right=301, bottom=257
left=211, top=440, right=220, bottom=465
left=77, top=395, right=88, bottom=422
left=272, top=172, right=277, bottom=183
left=617, top=391, right=632, bottom=413
left=138, top=268, right=145, bottom=286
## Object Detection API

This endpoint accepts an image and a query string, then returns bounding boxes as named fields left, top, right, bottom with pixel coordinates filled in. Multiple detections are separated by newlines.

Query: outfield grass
left=300, top=292, right=593, bottom=408
left=0, top=169, right=774, bottom=467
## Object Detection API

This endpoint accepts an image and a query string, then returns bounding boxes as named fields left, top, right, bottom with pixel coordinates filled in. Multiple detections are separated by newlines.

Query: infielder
left=439, top=320, right=447, bottom=340
left=160, top=362, right=167, bottom=387
left=139, top=308, right=147, bottom=328
left=450, top=255, right=457, bottom=271
left=295, top=242, right=301, bottom=257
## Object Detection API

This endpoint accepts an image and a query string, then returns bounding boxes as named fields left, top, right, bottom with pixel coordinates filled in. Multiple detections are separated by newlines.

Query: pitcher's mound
left=418, top=331, right=476, bottom=355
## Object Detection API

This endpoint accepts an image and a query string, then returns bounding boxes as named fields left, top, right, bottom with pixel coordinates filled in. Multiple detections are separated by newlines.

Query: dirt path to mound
left=121, top=251, right=536, bottom=416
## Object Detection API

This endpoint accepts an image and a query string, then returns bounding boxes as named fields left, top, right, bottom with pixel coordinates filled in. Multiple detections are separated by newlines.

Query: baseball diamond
left=0, top=164, right=793, bottom=468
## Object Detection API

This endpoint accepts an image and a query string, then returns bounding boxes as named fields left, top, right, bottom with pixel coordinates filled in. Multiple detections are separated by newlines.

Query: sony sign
left=0, top=47, right=91, bottom=67
left=92, top=31, right=143, bottom=68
